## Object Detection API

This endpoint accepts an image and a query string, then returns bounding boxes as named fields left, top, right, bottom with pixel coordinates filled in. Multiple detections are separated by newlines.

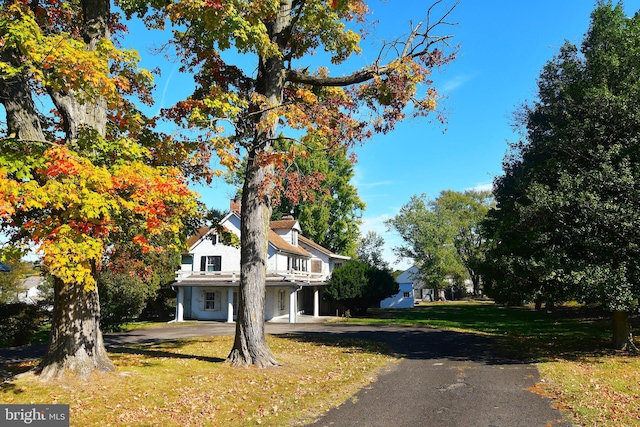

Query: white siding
left=380, top=283, right=414, bottom=309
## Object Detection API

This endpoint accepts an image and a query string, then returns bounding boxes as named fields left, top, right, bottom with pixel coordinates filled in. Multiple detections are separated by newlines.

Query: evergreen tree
left=485, top=1, right=640, bottom=349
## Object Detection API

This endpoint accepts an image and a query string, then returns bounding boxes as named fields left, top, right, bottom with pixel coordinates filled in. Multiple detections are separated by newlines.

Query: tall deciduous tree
left=0, top=0, right=201, bottom=379
left=121, top=0, right=458, bottom=367
left=273, top=145, right=364, bottom=257
left=435, top=189, right=494, bottom=295
left=356, top=230, right=389, bottom=270
left=485, top=1, right=640, bottom=350
left=387, top=193, right=463, bottom=299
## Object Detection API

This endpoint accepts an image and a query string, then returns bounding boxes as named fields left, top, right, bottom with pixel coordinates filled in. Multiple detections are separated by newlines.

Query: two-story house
left=173, top=202, right=349, bottom=323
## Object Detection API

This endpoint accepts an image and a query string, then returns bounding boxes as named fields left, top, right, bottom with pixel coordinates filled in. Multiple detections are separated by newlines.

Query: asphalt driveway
left=0, top=321, right=573, bottom=427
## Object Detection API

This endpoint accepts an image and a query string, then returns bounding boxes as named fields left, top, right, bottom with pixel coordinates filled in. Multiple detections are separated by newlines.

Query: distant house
left=173, top=202, right=349, bottom=323
left=380, top=276, right=414, bottom=308
left=0, top=261, right=10, bottom=272
left=17, top=276, right=46, bottom=304
left=395, top=266, right=474, bottom=302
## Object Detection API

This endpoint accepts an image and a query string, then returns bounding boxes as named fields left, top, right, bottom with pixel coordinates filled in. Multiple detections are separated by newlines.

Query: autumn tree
left=121, top=0, right=457, bottom=367
left=228, top=140, right=365, bottom=256
left=0, top=0, right=202, bottom=379
left=485, top=2, right=640, bottom=350
left=272, top=144, right=365, bottom=257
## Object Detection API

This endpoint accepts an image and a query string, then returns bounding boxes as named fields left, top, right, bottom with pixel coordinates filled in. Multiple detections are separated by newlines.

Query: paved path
left=0, top=321, right=573, bottom=427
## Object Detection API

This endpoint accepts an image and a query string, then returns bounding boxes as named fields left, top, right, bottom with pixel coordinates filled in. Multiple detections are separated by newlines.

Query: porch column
left=289, top=288, right=297, bottom=323
left=227, top=287, right=234, bottom=323
left=313, top=286, right=320, bottom=317
left=176, top=287, right=184, bottom=322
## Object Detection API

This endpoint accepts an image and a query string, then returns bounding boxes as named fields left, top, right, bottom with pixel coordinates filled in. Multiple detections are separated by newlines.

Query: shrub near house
left=325, top=259, right=399, bottom=315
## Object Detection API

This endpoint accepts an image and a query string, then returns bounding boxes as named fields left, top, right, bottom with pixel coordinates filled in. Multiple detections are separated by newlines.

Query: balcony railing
left=176, top=269, right=327, bottom=283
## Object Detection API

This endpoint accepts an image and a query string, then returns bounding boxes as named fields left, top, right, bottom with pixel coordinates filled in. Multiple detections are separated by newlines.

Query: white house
left=17, top=276, right=46, bottom=304
left=395, top=266, right=475, bottom=302
left=380, top=268, right=415, bottom=308
left=173, top=203, right=349, bottom=323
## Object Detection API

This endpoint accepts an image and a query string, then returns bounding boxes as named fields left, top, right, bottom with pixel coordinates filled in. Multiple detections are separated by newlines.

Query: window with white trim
left=205, top=292, right=216, bottom=310
left=200, top=256, right=222, bottom=272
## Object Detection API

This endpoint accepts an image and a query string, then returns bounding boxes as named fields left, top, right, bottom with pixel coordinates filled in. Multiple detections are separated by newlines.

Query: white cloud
left=441, top=74, right=473, bottom=94
left=466, top=182, right=494, bottom=193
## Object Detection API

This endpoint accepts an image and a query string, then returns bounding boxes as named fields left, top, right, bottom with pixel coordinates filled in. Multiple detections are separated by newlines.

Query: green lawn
left=344, top=300, right=617, bottom=361
left=3, top=301, right=639, bottom=426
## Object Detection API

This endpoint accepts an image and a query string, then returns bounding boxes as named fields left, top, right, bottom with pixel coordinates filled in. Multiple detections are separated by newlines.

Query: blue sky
left=122, top=0, right=640, bottom=270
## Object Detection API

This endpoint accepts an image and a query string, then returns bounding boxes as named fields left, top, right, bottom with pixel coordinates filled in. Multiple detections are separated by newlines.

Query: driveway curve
left=0, top=321, right=572, bottom=427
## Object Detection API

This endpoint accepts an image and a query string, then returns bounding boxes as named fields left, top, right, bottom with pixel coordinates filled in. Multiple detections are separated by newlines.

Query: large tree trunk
left=36, top=0, right=114, bottom=378
left=226, top=1, right=291, bottom=367
left=36, top=277, right=114, bottom=380
left=612, top=310, right=638, bottom=351
left=226, top=154, right=278, bottom=367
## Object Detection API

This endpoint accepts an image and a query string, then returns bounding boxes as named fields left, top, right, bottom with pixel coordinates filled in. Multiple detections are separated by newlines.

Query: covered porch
left=173, top=279, right=327, bottom=324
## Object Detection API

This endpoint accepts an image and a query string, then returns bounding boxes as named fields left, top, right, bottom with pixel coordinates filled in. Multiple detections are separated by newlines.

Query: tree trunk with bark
left=226, top=1, right=291, bottom=367
left=36, top=277, right=114, bottom=380
left=612, top=310, right=638, bottom=351
left=36, top=0, right=114, bottom=379
left=227, top=153, right=278, bottom=367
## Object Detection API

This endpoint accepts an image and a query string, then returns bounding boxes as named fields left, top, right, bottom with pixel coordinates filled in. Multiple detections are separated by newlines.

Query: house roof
left=298, top=235, right=350, bottom=260
left=18, top=275, right=45, bottom=290
left=186, top=227, right=212, bottom=248
left=268, top=230, right=311, bottom=257
left=269, top=218, right=298, bottom=230
left=0, top=261, right=10, bottom=272
left=186, top=224, right=312, bottom=257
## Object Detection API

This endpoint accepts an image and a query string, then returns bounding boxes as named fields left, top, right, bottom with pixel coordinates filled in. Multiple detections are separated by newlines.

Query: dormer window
left=291, top=229, right=298, bottom=246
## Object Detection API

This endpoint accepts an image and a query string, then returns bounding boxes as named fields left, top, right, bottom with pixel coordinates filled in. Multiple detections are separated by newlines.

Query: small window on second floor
left=200, top=256, right=222, bottom=272
left=403, top=292, right=411, bottom=298
left=291, top=229, right=298, bottom=246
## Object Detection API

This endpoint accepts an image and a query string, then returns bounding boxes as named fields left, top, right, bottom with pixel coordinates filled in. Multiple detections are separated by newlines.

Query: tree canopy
left=483, top=1, right=640, bottom=349
left=387, top=192, right=472, bottom=297
left=0, top=0, right=203, bottom=379
left=272, top=144, right=365, bottom=257
left=120, top=0, right=458, bottom=366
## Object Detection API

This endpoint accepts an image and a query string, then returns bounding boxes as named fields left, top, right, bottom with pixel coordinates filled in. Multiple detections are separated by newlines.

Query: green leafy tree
left=325, top=259, right=398, bottom=315
left=485, top=1, right=640, bottom=350
left=386, top=194, right=463, bottom=299
left=435, top=190, right=494, bottom=295
left=356, top=230, right=389, bottom=270
left=274, top=145, right=364, bottom=257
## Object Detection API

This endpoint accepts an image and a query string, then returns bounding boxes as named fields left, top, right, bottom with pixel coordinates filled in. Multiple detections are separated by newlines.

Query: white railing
left=175, top=269, right=326, bottom=283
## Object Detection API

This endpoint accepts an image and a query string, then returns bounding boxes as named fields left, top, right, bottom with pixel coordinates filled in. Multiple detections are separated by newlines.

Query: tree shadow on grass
left=109, top=340, right=226, bottom=366
left=338, top=304, right=639, bottom=363
left=276, top=327, right=527, bottom=366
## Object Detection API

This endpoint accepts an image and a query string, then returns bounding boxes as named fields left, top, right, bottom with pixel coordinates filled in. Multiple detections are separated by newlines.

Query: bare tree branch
left=286, top=1, right=458, bottom=87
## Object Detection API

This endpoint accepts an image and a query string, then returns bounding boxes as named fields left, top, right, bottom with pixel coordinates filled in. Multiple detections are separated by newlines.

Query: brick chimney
left=230, top=199, right=241, bottom=214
